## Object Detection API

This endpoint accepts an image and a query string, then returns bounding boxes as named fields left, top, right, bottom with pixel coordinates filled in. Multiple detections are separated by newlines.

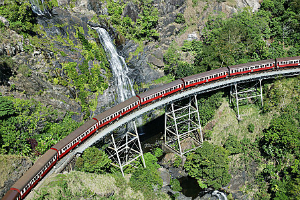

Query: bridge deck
left=29, top=68, right=300, bottom=196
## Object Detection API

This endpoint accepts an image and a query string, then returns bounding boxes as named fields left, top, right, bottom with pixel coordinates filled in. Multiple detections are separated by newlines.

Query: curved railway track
left=3, top=64, right=300, bottom=200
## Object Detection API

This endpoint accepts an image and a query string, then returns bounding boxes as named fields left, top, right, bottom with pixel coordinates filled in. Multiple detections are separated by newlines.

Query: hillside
left=1, top=0, right=300, bottom=199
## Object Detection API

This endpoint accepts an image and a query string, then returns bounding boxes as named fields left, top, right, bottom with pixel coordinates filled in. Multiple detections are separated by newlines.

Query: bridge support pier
left=230, top=79, right=263, bottom=120
left=106, top=121, right=145, bottom=177
left=164, top=95, right=203, bottom=156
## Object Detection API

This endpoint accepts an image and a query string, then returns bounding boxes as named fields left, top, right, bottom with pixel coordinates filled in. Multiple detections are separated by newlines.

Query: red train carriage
left=228, top=59, right=275, bottom=76
left=51, top=119, right=98, bottom=158
left=94, top=96, right=140, bottom=128
left=2, top=150, right=58, bottom=200
left=137, top=79, right=184, bottom=105
left=276, top=56, right=300, bottom=68
left=182, top=67, right=228, bottom=88
left=4, top=56, right=300, bottom=200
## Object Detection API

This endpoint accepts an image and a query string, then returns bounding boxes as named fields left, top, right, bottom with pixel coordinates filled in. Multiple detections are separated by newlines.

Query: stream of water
left=29, top=0, right=50, bottom=16
left=95, top=27, right=135, bottom=103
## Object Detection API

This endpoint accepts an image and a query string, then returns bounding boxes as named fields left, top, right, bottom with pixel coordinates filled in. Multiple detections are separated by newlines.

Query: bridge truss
left=39, top=68, right=300, bottom=188
left=164, top=95, right=203, bottom=156
left=230, top=79, right=263, bottom=120
left=106, top=121, right=145, bottom=176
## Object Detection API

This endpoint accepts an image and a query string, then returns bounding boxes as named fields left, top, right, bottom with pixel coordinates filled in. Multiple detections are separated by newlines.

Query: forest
left=0, top=0, right=300, bottom=199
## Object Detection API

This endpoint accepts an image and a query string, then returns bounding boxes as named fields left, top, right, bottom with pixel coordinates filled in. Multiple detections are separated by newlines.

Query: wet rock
left=0, top=30, right=24, bottom=57
left=148, top=55, right=164, bottom=67
left=0, top=156, right=32, bottom=199
left=121, top=40, right=164, bottom=86
left=187, top=32, right=198, bottom=41
left=199, top=193, right=218, bottom=200
left=122, top=2, right=139, bottom=22
left=158, top=168, right=171, bottom=187
left=0, top=15, right=9, bottom=27
left=57, top=0, right=70, bottom=6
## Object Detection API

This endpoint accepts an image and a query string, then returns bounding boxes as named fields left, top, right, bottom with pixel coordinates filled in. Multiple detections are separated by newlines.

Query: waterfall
left=29, top=0, right=51, bottom=16
left=95, top=27, right=135, bottom=103
left=212, top=190, right=227, bottom=200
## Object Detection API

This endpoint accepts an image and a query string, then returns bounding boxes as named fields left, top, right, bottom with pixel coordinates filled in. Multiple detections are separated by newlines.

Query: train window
left=296, top=60, right=299, bottom=63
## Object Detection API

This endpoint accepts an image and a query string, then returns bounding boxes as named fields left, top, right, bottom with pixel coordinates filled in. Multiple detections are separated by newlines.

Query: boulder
left=148, top=55, right=164, bottom=68
left=122, top=2, right=139, bottom=22
left=0, top=15, right=9, bottom=27
left=187, top=32, right=198, bottom=41
left=158, top=168, right=171, bottom=187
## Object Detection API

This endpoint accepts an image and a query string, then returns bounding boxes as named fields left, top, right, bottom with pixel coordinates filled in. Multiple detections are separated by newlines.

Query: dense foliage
left=0, top=95, right=82, bottom=156
left=75, top=147, right=111, bottom=174
left=130, top=153, right=163, bottom=197
left=197, top=91, right=224, bottom=126
left=99, top=0, right=159, bottom=41
left=56, top=30, right=111, bottom=118
left=164, top=0, right=300, bottom=77
left=0, top=0, right=36, bottom=35
left=184, top=141, right=231, bottom=189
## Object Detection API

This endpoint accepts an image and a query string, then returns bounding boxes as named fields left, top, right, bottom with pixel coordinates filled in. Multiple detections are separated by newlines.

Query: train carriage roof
left=94, top=96, right=140, bottom=121
left=11, top=149, right=57, bottom=191
left=137, top=79, right=183, bottom=99
left=182, top=67, right=228, bottom=82
left=2, top=190, right=19, bottom=200
left=51, top=119, right=97, bottom=151
left=277, top=56, right=300, bottom=62
left=228, top=59, right=275, bottom=70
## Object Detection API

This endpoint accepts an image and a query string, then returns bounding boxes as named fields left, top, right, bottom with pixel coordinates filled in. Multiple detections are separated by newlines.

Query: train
left=2, top=56, right=300, bottom=200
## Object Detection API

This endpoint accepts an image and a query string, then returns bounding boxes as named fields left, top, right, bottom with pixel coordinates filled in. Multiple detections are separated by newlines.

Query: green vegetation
left=130, top=153, right=163, bottom=195
left=165, top=0, right=300, bottom=77
left=29, top=170, right=169, bottom=200
left=224, top=134, right=242, bottom=155
left=175, top=13, right=185, bottom=24
left=153, top=147, right=163, bottom=158
left=170, top=178, right=182, bottom=192
left=173, top=155, right=182, bottom=168
left=0, top=155, right=32, bottom=188
left=98, top=0, right=159, bottom=41
left=0, top=95, right=83, bottom=156
left=197, top=91, right=224, bottom=126
left=75, top=147, right=111, bottom=174
left=53, top=29, right=111, bottom=118
left=184, top=141, right=231, bottom=189
left=0, top=0, right=36, bottom=35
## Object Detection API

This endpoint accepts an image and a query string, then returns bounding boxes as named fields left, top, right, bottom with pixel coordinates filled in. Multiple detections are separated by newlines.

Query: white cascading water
left=29, top=0, right=50, bottom=16
left=212, top=190, right=227, bottom=200
left=95, top=27, right=135, bottom=103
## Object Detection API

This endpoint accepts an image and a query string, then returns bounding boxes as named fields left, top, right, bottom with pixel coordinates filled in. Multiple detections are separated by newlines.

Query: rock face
left=0, top=15, right=9, bottom=27
left=0, top=155, right=32, bottom=198
left=0, top=0, right=262, bottom=119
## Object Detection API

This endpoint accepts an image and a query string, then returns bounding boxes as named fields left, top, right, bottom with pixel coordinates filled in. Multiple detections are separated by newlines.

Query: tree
left=184, top=141, right=231, bottom=189
left=0, top=95, right=15, bottom=119
left=224, top=134, right=242, bottom=155
left=75, top=147, right=111, bottom=174
left=260, top=114, right=300, bottom=159
left=129, top=153, right=162, bottom=192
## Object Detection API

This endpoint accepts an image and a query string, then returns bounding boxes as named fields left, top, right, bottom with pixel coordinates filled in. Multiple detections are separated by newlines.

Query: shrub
left=153, top=147, right=163, bottom=158
left=224, top=134, right=242, bottom=155
left=75, top=147, right=111, bottom=174
left=173, top=155, right=182, bottom=168
left=248, top=123, right=255, bottom=133
left=184, top=141, right=231, bottom=189
left=175, top=13, right=185, bottom=24
left=170, top=178, right=182, bottom=192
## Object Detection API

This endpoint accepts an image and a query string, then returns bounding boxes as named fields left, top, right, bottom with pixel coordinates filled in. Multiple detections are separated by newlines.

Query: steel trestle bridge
left=32, top=67, right=300, bottom=193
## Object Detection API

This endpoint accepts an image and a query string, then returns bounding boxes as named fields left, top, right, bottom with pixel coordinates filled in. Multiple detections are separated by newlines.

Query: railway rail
left=3, top=58, right=300, bottom=200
